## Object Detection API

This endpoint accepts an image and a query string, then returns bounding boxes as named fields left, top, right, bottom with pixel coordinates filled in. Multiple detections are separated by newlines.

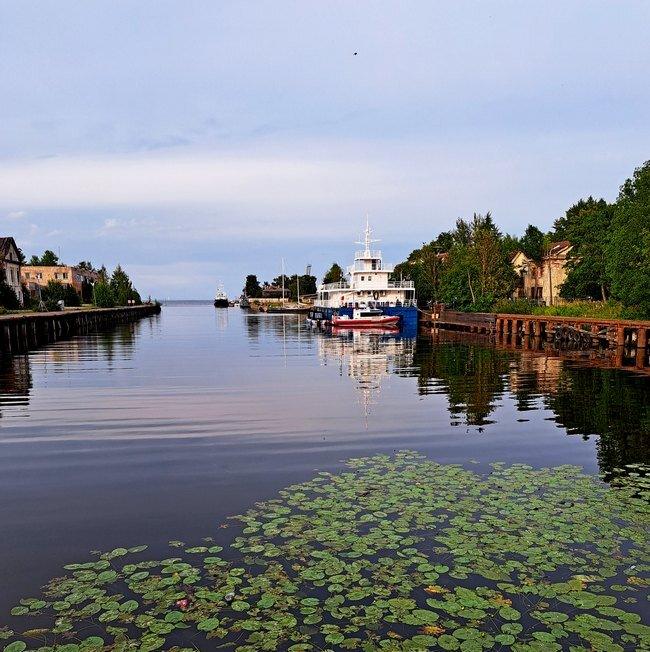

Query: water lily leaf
left=4, top=643, right=27, bottom=652
left=197, top=618, right=220, bottom=631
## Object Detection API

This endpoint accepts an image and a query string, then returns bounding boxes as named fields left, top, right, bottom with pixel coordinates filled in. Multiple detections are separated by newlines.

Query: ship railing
left=388, top=280, right=415, bottom=289
left=319, top=282, right=350, bottom=291
left=354, top=249, right=382, bottom=259
left=349, top=262, right=394, bottom=273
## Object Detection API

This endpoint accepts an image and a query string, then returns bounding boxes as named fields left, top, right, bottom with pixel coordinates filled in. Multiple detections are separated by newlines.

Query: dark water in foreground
left=0, top=302, right=648, bottom=619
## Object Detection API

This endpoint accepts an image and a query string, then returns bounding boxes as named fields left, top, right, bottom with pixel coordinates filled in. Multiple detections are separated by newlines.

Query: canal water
left=0, top=301, right=648, bottom=621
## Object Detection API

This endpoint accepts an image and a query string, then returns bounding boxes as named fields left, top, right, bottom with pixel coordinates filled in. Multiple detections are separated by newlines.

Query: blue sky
left=1, top=1, right=648, bottom=299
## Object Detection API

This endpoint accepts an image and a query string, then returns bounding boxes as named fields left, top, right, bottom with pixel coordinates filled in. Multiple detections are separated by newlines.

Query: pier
left=0, top=304, right=161, bottom=355
left=420, top=307, right=650, bottom=368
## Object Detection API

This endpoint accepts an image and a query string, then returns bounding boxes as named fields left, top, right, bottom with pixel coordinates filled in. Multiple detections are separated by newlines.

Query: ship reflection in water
left=319, top=327, right=416, bottom=422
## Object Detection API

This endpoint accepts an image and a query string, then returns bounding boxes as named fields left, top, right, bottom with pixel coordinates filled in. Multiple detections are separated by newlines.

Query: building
left=261, top=283, right=289, bottom=299
left=0, top=236, right=23, bottom=305
left=511, top=241, right=572, bottom=306
left=21, top=265, right=101, bottom=301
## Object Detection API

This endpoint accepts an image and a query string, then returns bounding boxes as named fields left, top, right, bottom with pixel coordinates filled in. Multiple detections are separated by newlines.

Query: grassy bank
left=491, top=299, right=648, bottom=321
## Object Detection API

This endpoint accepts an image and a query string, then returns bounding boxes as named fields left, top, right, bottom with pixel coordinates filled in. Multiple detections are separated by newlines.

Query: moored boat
left=333, top=307, right=400, bottom=328
left=312, top=219, right=417, bottom=333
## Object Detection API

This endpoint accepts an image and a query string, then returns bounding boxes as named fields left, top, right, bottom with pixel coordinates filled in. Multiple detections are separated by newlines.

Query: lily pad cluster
left=3, top=451, right=649, bottom=651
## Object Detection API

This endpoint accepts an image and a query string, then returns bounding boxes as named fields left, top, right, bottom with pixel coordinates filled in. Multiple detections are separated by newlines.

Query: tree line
left=243, top=273, right=317, bottom=301
left=391, top=160, right=650, bottom=318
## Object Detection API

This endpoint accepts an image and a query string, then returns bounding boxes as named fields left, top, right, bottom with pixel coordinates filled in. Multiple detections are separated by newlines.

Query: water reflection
left=308, top=327, right=649, bottom=472
left=0, top=354, right=31, bottom=418
left=319, top=328, right=416, bottom=420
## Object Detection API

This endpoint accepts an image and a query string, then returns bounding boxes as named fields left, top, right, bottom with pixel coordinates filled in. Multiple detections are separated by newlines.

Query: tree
left=40, top=280, right=79, bottom=310
left=244, top=275, right=263, bottom=298
left=559, top=198, right=613, bottom=301
left=16, top=247, right=26, bottom=265
left=288, top=274, right=317, bottom=300
left=519, top=225, right=545, bottom=261
left=93, top=282, right=115, bottom=308
left=28, top=250, right=60, bottom=266
left=0, top=271, right=20, bottom=309
left=321, top=263, right=345, bottom=285
left=77, top=261, right=95, bottom=271
left=110, top=265, right=141, bottom=306
left=40, top=250, right=59, bottom=265
left=605, top=161, right=650, bottom=317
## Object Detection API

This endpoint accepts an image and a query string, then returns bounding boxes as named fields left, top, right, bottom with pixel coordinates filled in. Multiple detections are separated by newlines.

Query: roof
left=0, top=237, right=20, bottom=261
left=547, top=241, right=571, bottom=256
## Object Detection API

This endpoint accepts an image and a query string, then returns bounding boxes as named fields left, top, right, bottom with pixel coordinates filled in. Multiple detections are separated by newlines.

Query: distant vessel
left=240, top=294, right=250, bottom=309
left=312, top=219, right=417, bottom=331
left=213, top=285, right=229, bottom=308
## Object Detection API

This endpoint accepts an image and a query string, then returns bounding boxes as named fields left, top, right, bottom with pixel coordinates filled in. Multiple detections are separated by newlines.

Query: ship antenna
left=355, top=215, right=380, bottom=256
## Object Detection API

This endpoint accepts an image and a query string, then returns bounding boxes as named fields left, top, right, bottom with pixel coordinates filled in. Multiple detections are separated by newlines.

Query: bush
left=93, top=282, right=115, bottom=308
left=492, top=298, right=534, bottom=315
left=0, top=281, right=21, bottom=310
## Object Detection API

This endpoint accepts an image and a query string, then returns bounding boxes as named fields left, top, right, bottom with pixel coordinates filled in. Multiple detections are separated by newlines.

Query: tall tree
left=321, top=262, right=344, bottom=285
left=605, top=161, right=650, bottom=316
left=559, top=198, right=613, bottom=301
left=110, top=265, right=141, bottom=306
left=519, top=225, right=545, bottom=261
left=40, top=250, right=60, bottom=266
left=243, top=275, right=263, bottom=298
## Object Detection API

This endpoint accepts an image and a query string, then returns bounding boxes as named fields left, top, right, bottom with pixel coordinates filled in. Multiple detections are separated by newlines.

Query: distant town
left=0, top=241, right=143, bottom=313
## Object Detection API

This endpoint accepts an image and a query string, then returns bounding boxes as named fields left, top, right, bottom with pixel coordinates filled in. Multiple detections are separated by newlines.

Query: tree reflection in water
left=411, top=332, right=650, bottom=472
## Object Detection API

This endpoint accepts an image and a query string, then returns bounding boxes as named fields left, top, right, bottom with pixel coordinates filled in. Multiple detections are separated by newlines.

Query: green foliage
left=492, top=298, right=534, bottom=314
left=110, top=265, right=141, bottom=306
left=519, top=224, right=545, bottom=261
left=558, top=197, right=614, bottom=301
left=4, top=452, right=649, bottom=651
left=40, top=280, right=81, bottom=310
left=321, top=262, right=344, bottom=285
left=28, top=249, right=60, bottom=266
left=243, top=275, right=263, bottom=298
left=605, top=161, right=650, bottom=318
left=287, top=274, right=316, bottom=300
left=93, top=282, right=115, bottom=308
left=0, top=277, right=21, bottom=309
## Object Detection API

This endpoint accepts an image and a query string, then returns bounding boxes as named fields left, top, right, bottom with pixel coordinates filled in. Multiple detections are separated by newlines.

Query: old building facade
left=0, top=236, right=24, bottom=305
left=511, top=241, right=572, bottom=306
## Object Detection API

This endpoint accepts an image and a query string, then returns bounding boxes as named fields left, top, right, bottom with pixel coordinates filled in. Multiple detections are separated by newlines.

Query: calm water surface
left=1, top=302, right=648, bottom=618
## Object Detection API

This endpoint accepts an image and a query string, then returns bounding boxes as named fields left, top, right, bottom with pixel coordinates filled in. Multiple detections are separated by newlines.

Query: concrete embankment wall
left=0, top=304, right=161, bottom=355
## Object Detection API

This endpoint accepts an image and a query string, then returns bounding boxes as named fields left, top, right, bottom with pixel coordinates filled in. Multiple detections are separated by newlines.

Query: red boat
left=332, top=308, right=400, bottom=328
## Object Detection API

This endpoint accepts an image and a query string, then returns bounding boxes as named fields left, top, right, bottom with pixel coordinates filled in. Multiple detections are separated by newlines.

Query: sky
left=1, top=1, right=649, bottom=300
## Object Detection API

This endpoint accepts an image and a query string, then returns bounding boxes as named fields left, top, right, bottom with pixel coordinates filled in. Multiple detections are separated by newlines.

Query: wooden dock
left=420, top=307, right=650, bottom=368
left=0, top=304, right=161, bottom=355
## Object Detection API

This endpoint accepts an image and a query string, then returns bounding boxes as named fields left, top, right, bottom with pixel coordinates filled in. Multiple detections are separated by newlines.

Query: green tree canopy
left=243, top=274, right=263, bottom=298
left=28, top=250, right=60, bottom=266
left=519, top=224, right=546, bottom=261
left=605, top=161, right=650, bottom=317
left=321, top=262, right=345, bottom=285
left=110, top=265, right=141, bottom=306
left=559, top=198, right=613, bottom=301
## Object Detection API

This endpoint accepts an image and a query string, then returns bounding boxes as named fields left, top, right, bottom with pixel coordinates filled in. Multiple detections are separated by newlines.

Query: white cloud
left=6, top=210, right=26, bottom=220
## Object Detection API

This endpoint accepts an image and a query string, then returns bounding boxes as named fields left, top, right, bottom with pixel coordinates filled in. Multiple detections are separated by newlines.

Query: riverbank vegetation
left=2, top=451, right=648, bottom=651
left=395, top=160, right=650, bottom=319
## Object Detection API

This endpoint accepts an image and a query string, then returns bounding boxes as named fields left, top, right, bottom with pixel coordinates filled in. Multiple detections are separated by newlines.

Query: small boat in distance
left=332, top=307, right=400, bottom=328
left=239, top=294, right=250, bottom=309
left=214, top=285, right=229, bottom=308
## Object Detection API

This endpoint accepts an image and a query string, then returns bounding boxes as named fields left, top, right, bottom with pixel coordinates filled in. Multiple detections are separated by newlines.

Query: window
left=25, top=273, right=30, bottom=279
left=36, top=273, right=42, bottom=279
left=368, top=275, right=372, bottom=281
left=54, top=273, right=60, bottom=279
left=63, top=273, right=68, bottom=279
left=360, top=276, right=365, bottom=281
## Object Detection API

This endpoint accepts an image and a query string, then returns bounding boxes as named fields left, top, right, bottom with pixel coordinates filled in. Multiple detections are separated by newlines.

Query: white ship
left=312, top=220, right=417, bottom=331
